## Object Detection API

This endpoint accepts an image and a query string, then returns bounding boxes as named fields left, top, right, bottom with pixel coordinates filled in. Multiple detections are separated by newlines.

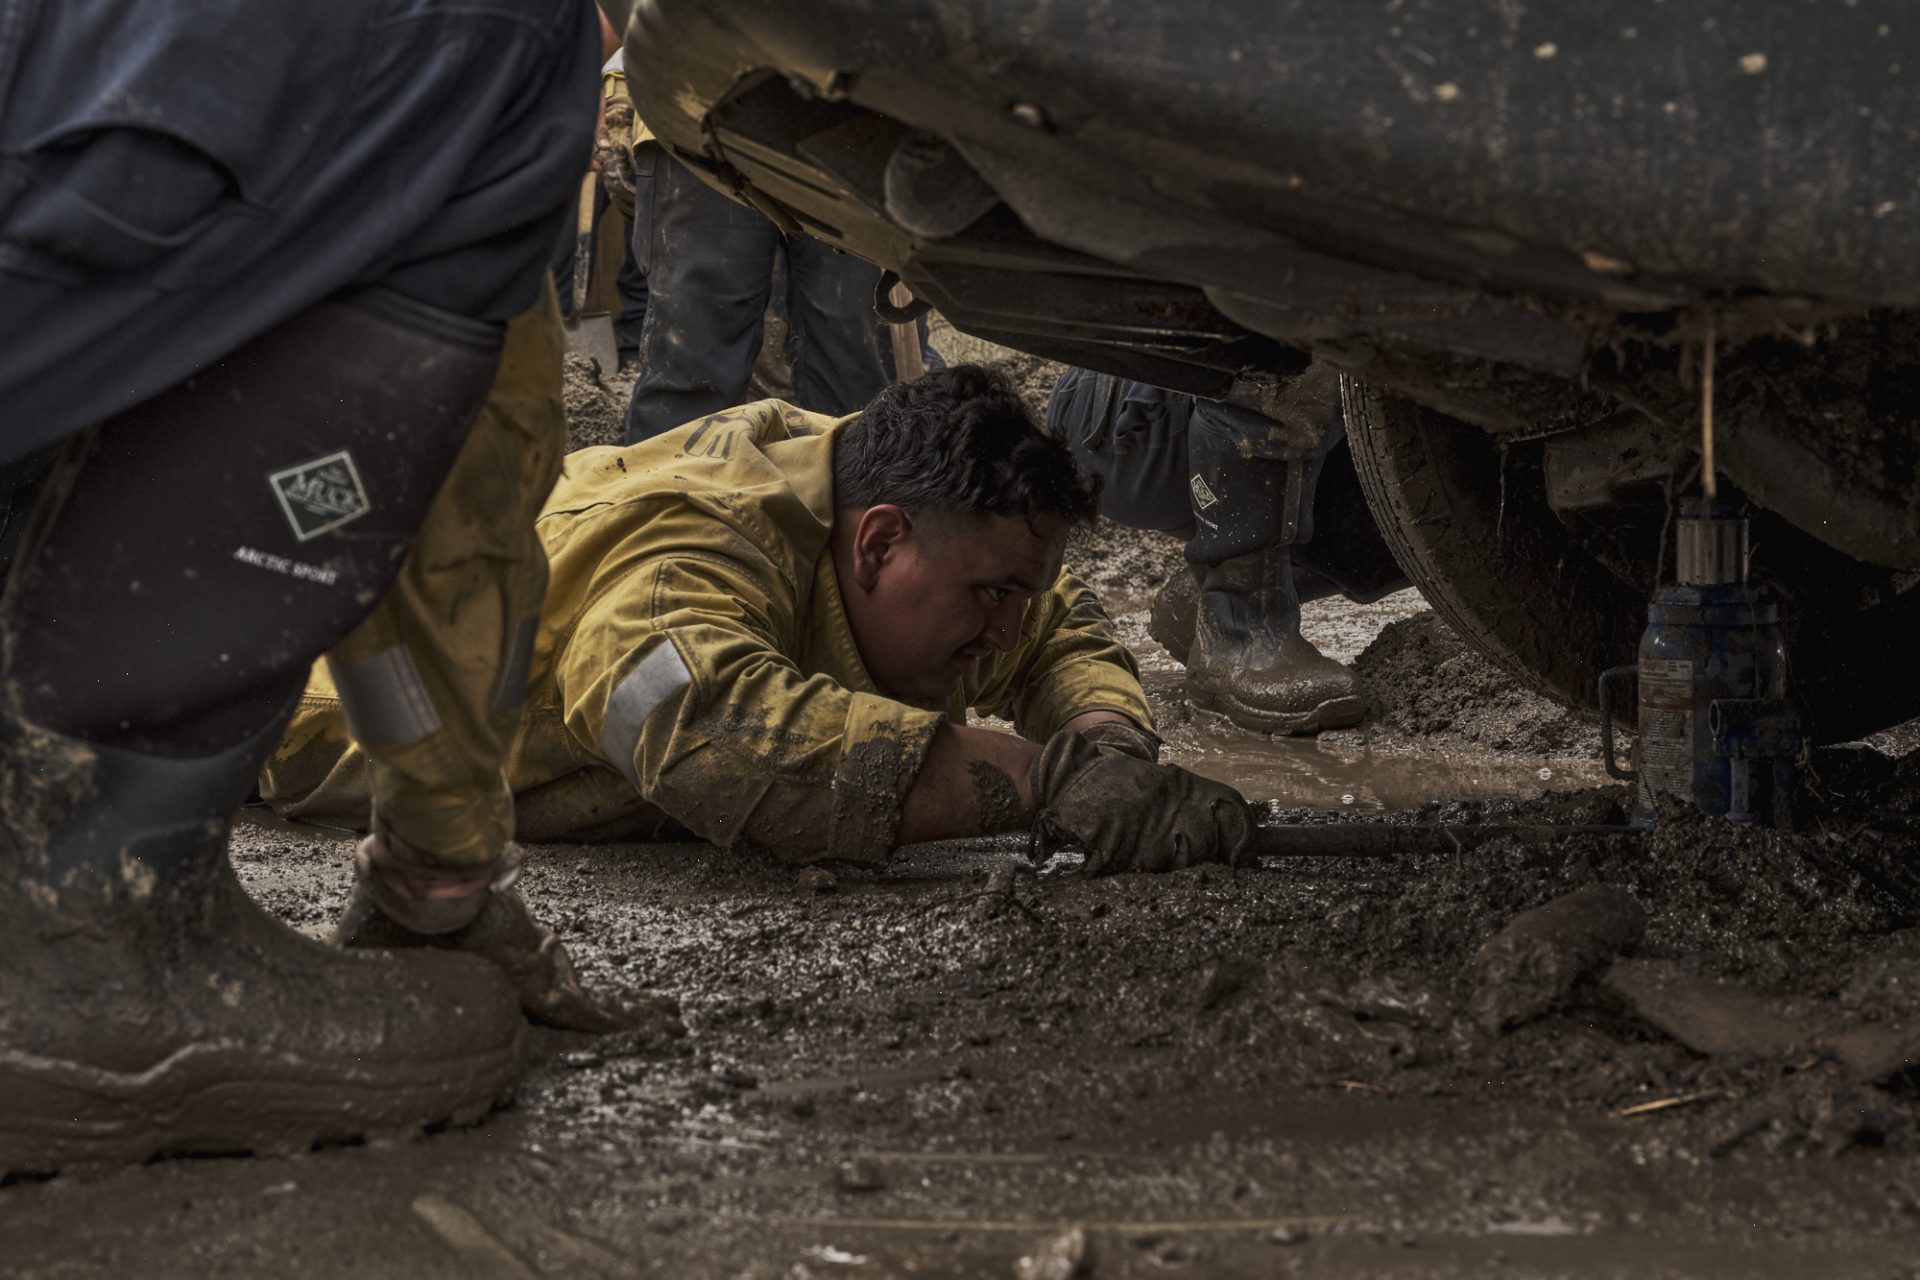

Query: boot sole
left=0, top=1026, right=523, bottom=1178
left=1193, top=690, right=1369, bottom=737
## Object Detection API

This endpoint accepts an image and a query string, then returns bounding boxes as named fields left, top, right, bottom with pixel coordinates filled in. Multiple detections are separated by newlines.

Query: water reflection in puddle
left=1165, top=731, right=1609, bottom=811
left=1149, top=672, right=1609, bottom=811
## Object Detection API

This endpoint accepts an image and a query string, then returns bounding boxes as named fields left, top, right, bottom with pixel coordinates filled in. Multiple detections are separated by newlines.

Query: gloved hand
left=596, top=96, right=638, bottom=220
left=1029, top=730, right=1256, bottom=873
left=1073, top=717, right=1161, bottom=763
left=334, top=838, right=682, bottom=1037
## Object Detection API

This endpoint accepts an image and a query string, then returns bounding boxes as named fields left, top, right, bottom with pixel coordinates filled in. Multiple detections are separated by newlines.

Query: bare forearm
left=895, top=712, right=1151, bottom=847
left=897, top=722, right=1041, bottom=846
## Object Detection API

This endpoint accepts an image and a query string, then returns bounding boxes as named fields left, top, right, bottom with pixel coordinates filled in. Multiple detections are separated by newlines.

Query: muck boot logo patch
left=269, top=450, right=372, bottom=541
left=1189, top=473, right=1221, bottom=511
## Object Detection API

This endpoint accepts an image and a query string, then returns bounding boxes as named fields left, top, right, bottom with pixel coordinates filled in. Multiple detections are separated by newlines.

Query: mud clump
left=1065, top=521, right=1184, bottom=594
left=1356, top=611, right=1602, bottom=755
left=1296, top=795, right=1920, bottom=996
left=1226, top=779, right=1920, bottom=1155
left=563, top=354, right=632, bottom=452
left=1470, top=883, right=1645, bottom=1031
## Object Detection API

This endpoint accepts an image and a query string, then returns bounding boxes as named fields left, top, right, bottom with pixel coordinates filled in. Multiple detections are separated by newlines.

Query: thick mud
left=563, top=355, right=634, bottom=452
left=13, top=769, right=1920, bottom=1278
left=13, top=334, right=1920, bottom=1277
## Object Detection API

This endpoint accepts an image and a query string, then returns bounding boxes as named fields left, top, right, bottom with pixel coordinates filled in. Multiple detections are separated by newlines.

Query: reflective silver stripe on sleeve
left=328, top=646, right=443, bottom=747
left=491, top=615, right=542, bottom=713
left=598, top=641, right=692, bottom=787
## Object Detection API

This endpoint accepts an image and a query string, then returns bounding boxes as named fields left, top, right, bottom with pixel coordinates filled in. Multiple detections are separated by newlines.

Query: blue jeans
left=624, top=154, right=896, bottom=442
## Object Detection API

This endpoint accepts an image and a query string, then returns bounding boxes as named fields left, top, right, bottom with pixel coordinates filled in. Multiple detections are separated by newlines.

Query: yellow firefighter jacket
left=261, top=400, right=1151, bottom=864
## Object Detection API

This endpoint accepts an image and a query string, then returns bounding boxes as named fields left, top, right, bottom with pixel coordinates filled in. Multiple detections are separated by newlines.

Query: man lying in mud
left=263, top=365, right=1255, bottom=873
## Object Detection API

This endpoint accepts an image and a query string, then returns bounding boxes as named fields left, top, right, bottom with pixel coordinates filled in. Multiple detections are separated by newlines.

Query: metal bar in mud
left=1253, top=823, right=1642, bottom=859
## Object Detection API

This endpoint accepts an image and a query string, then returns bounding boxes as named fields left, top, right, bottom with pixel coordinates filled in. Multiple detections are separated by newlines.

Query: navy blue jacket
left=0, top=0, right=599, bottom=457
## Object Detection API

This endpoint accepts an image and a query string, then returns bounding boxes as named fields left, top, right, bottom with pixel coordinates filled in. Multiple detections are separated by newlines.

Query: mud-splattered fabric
left=261, top=290, right=567, bottom=870
left=262, top=400, right=1151, bottom=863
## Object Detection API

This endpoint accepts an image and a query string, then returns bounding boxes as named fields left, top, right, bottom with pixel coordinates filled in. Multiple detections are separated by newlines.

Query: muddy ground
left=10, top=340, right=1920, bottom=1278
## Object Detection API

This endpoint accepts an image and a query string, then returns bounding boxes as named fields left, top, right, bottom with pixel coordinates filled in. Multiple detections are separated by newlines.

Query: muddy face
left=838, top=507, right=1066, bottom=709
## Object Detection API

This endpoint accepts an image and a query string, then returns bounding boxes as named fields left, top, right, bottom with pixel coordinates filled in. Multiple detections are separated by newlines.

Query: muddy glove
left=1029, top=730, right=1256, bottom=873
left=1074, top=717, right=1160, bottom=763
left=334, top=838, right=681, bottom=1036
left=596, top=96, right=638, bottom=220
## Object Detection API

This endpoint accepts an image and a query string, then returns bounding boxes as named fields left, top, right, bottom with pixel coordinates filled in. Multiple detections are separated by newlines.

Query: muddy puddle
left=1145, top=666, right=1613, bottom=809
left=976, top=680, right=1611, bottom=810
left=1173, top=737, right=1610, bottom=810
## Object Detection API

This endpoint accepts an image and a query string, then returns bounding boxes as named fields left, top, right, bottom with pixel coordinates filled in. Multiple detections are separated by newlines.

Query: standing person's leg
left=1046, top=368, right=1197, bottom=536
left=623, top=156, right=778, bottom=441
left=0, top=0, right=604, bottom=1181
left=1045, top=365, right=1366, bottom=735
left=918, top=314, right=946, bottom=372
left=611, top=141, right=658, bottom=371
left=0, top=291, right=524, bottom=1176
left=1180, top=368, right=1367, bottom=735
left=747, top=241, right=797, bottom=401
left=784, top=233, right=895, bottom=414
left=614, top=235, right=648, bottom=367
left=1045, top=368, right=1201, bottom=649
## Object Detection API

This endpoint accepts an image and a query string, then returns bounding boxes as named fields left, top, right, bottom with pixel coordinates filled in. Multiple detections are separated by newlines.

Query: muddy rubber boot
left=1148, top=565, right=1201, bottom=664
left=1183, top=548, right=1367, bottom=735
left=0, top=713, right=526, bottom=1178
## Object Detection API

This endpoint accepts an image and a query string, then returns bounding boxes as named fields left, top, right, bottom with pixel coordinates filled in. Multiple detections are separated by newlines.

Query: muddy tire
left=1339, top=381, right=1643, bottom=723
left=1340, top=381, right=1920, bottom=741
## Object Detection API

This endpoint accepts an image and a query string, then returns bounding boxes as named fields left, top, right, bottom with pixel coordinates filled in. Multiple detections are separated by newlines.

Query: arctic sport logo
left=268, top=450, right=372, bottom=541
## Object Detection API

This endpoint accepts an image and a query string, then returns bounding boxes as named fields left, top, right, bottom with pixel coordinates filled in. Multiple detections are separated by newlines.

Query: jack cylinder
left=1597, top=497, right=1800, bottom=827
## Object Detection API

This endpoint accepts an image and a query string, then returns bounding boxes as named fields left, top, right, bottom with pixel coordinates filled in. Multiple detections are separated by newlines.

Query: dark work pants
left=3, top=292, right=498, bottom=757
left=1047, top=366, right=1334, bottom=559
left=1045, top=370, right=1198, bottom=536
left=551, top=182, right=649, bottom=358
left=1047, top=367, right=1405, bottom=599
left=623, top=155, right=895, bottom=442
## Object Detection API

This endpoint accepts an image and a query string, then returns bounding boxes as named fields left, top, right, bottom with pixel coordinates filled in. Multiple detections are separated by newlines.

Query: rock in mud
left=1603, top=959, right=1817, bottom=1059
left=975, top=858, right=1031, bottom=920
left=1607, top=955, right=1920, bottom=1082
left=1471, top=884, right=1646, bottom=1032
left=1016, top=1226, right=1090, bottom=1280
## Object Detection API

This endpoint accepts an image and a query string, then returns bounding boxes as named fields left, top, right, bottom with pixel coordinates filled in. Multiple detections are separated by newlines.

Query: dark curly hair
left=831, top=364, right=1099, bottom=530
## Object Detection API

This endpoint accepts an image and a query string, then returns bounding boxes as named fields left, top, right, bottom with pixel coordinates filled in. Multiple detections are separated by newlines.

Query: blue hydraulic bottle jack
left=1599, top=497, right=1801, bottom=827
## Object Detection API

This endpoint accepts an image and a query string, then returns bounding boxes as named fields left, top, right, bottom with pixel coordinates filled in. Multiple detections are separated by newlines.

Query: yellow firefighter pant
left=258, top=281, right=566, bottom=869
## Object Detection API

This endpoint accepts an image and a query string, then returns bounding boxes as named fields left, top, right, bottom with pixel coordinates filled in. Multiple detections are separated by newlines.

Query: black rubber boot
left=1148, top=564, right=1201, bottom=665
left=0, top=710, right=525, bottom=1178
left=1183, top=547, right=1367, bottom=735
